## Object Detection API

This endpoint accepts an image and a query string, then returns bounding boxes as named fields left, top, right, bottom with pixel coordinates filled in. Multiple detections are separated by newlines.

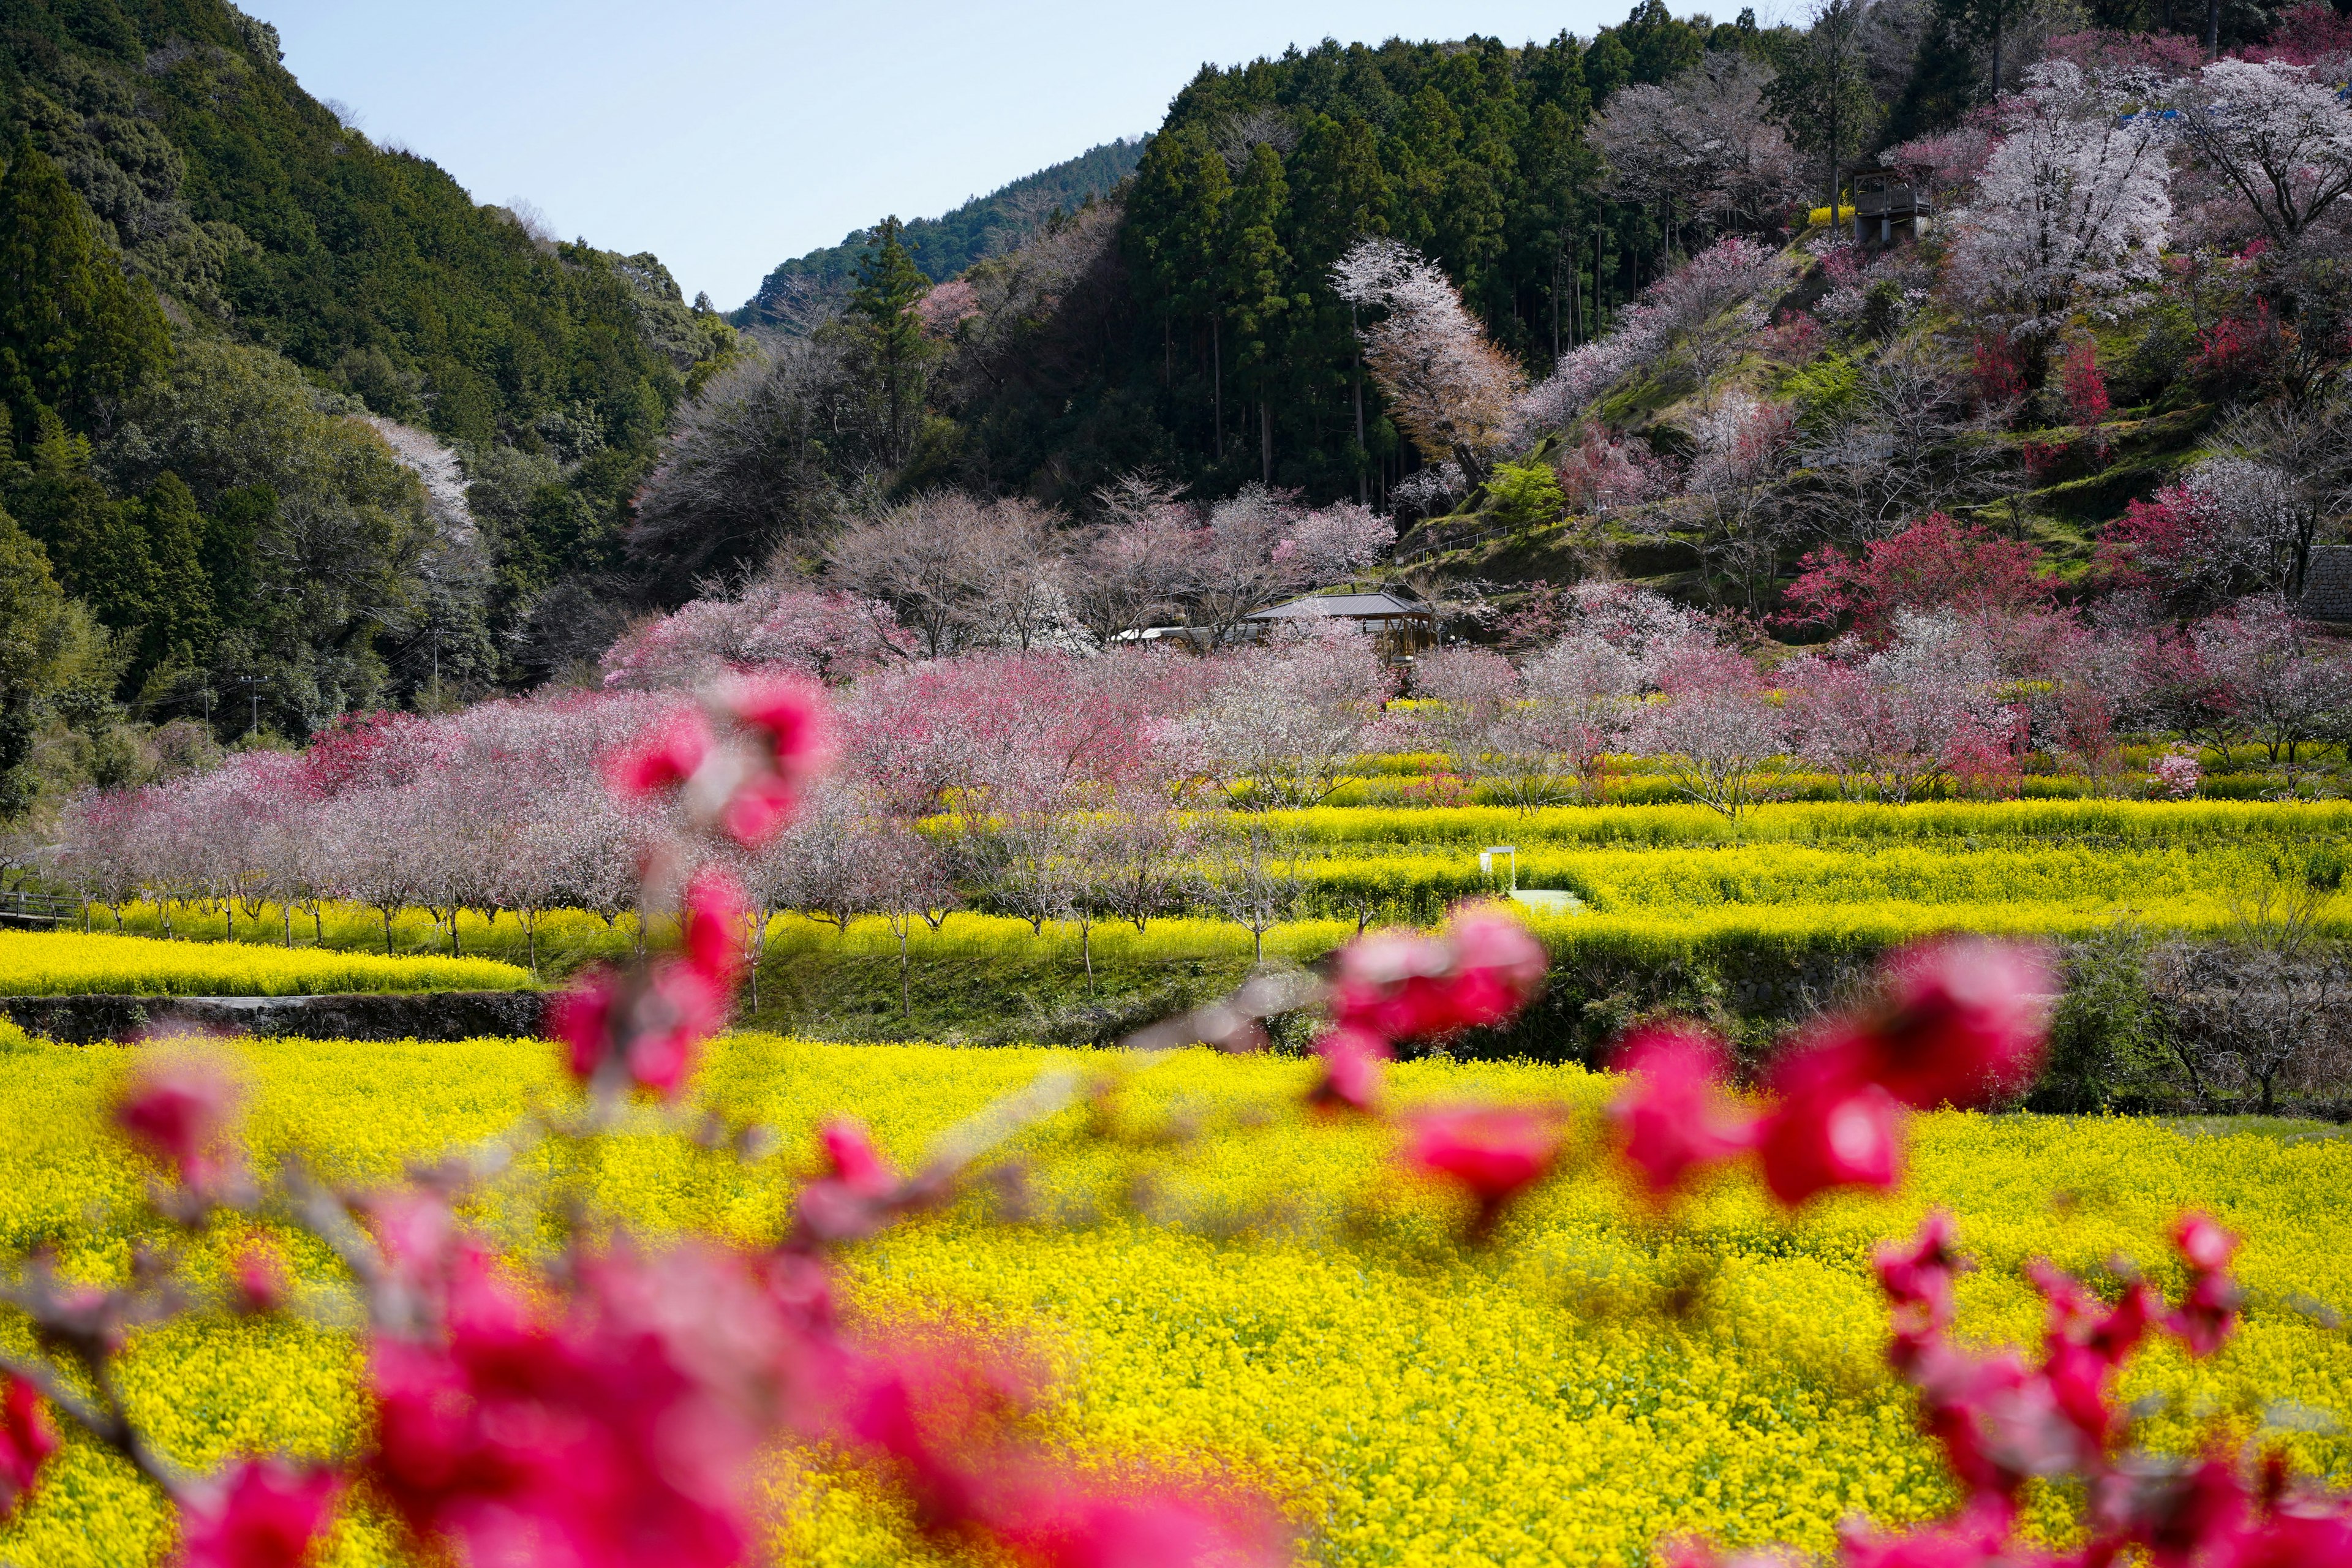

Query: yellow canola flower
left=0, top=929, right=532, bottom=996
left=1, top=1034, right=2348, bottom=1567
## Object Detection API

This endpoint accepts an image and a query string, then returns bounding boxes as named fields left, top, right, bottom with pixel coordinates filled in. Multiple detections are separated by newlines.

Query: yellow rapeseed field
left=0, top=929, right=533, bottom=996
left=59, top=801, right=2348, bottom=990
left=2, top=1033, right=2347, bottom=1567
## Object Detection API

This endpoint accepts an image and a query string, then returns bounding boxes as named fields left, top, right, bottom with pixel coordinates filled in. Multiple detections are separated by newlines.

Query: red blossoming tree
left=1782, top=513, right=2056, bottom=645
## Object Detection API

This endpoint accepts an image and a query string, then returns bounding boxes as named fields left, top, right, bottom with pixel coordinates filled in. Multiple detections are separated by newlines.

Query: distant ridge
left=732, top=137, right=1148, bottom=328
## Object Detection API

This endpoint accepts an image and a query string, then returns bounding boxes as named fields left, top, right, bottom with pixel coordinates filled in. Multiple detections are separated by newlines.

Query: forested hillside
left=734, top=137, right=1148, bottom=325
left=650, top=0, right=1990, bottom=565
left=638, top=0, right=2342, bottom=616
left=0, top=0, right=2341, bottom=829
left=0, top=0, right=734, bottom=815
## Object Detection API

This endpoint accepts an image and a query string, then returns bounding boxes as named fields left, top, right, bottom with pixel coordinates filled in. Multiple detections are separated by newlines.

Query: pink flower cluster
left=549, top=869, right=745, bottom=1098
left=1310, top=907, right=1547, bottom=1114
left=350, top=1168, right=1282, bottom=1568
left=178, top=1461, right=340, bottom=1568
left=115, top=1054, right=240, bottom=1198
left=0, top=1374, right=56, bottom=1523
left=2152, top=747, right=2203, bottom=800
left=549, top=675, right=834, bottom=1100
left=1680, top=1211, right=2347, bottom=1567
left=1402, top=1105, right=1568, bottom=1237
left=815, top=1338, right=1284, bottom=1565
left=367, top=1234, right=797, bottom=1568
left=1610, top=939, right=2054, bottom=1207
left=602, top=676, right=829, bottom=849
left=1302, top=908, right=1567, bottom=1234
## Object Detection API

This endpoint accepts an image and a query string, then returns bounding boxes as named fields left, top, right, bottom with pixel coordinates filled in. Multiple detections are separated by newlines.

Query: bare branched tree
left=628, top=335, right=865, bottom=600
left=1589, top=55, right=1804, bottom=246
left=1798, top=353, right=2010, bottom=547
left=2149, top=884, right=2348, bottom=1112
left=828, top=492, right=1074, bottom=656
left=1194, top=816, right=1310, bottom=965
left=1067, top=473, right=1194, bottom=647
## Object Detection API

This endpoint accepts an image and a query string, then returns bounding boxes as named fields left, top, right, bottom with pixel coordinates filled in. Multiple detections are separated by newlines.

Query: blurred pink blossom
left=178, top=1460, right=339, bottom=1568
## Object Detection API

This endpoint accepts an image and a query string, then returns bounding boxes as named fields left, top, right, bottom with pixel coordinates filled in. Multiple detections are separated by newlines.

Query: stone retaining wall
left=1, top=990, right=546, bottom=1044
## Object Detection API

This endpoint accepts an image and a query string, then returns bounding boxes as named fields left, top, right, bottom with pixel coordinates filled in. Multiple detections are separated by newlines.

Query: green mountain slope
left=733, top=137, right=1147, bottom=327
left=0, top=1, right=728, bottom=453
left=0, top=0, right=735, bottom=810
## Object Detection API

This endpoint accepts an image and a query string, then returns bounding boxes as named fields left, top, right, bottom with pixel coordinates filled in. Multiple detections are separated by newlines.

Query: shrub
left=1481, top=458, right=1569, bottom=529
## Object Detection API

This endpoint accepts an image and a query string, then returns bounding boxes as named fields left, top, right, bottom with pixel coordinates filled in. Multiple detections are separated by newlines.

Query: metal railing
left=0, top=889, right=80, bottom=928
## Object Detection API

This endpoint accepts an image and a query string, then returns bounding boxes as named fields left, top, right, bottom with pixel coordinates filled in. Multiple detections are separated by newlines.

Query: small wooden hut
left=1851, top=167, right=1930, bottom=247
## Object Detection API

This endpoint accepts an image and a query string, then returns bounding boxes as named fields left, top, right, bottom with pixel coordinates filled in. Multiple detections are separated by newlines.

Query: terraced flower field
left=2, top=1033, right=2345, bottom=1567
left=0, top=930, right=532, bottom=996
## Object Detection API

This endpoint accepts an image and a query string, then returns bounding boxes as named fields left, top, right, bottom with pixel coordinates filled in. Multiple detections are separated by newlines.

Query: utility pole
left=235, top=677, right=268, bottom=737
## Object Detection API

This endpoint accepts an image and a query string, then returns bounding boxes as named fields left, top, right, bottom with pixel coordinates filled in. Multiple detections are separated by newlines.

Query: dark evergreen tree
left=852, top=217, right=931, bottom=462
left=0, top=144, right=168, bottom=445
left=1224, top=142, right=1297, bottom=483
left=1932, top=0, right=2035, bottom=96
left=201, top=486, right=271, bottom=633
left=0, top=508, right=62, bottom=815
left=1880, top=13, right=1984, bottom=148
left=1767, top=0, right=1882, bottom=211
left=134, top=473, right=216, bottom=674
left=10, top=417, right=153, bottom=639
left=1613, top=0, right=1712, bottom=84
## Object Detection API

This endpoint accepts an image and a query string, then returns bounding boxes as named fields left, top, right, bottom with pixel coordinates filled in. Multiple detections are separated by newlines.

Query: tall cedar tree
left=12, top=418, right=153, bottom=641
left=134, top=473, right=217, bottom=675
left=1291, top=114, right=1393, bottom=492
left=1934, top=0, right=2034, bottom=94
left=0, top=145, right=168, bottom=447
left=0, top=510, right=65, bottom=811
left=853, top=217, right=930, bottom=462
left=1225, top=143, right=1298, bottom=483
left=1768, top=0, right=1882, bottom=212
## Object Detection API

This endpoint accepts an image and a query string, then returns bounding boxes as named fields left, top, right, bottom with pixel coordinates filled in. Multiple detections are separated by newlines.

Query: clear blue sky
left=246, top=1, right=1629, bottom=311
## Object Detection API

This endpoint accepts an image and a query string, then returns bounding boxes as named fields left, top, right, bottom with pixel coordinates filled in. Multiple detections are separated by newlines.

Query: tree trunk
left=2202, top=0, right=2217, bottom=59
left=1352, top=365, right=1366, bottom=503
left=283, top=905, right=292, bottom=949
left=1259, top=401, right=1272, bottom=484
left=1212, top=318, right=1224, bottom=461
left=899, top=925, right=911, bottom=1019
left=1594, top=221, right=1605, bottom=336
left=1082, top=919, right=1095, bottom=993
left=1551, top=245, right=1562, bottom=360
left=382, top=909, right=393, bottom=956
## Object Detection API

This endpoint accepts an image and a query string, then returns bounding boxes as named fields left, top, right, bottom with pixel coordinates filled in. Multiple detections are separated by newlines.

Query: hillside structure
left=2302, top=546, right=2352, bottom=623
left=1244, top=589, right=1439, bottom=658
left=1852, top=168, right=1930, bottom=246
